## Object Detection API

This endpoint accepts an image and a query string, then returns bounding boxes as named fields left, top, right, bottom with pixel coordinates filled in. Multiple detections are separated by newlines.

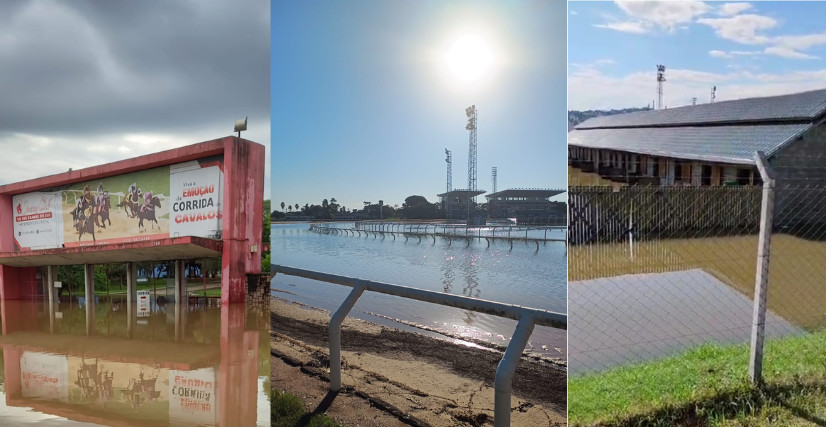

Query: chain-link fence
left=568, top=160, right=826, bottom=377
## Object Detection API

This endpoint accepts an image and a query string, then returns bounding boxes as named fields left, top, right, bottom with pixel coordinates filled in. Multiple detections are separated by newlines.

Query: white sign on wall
left=169, top=162, right=223, bottom=239
left=169, top=367, right=218, bottom=425
left=137, top=289, right=151, bottom=317
left=12, top=192, right=64, bottom=250
left=20, top=351, right=69, bottom=402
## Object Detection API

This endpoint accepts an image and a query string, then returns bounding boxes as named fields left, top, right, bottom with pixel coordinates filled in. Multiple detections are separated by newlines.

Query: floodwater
left=270, top=222, right=567, bottom=360
left=0, top=296, right=270, bottom=426
left=568, top=234, right=823, bottom=374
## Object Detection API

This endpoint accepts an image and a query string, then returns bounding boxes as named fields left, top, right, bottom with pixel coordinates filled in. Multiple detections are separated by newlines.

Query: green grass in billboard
left=61, top=165, right=171, bottom=206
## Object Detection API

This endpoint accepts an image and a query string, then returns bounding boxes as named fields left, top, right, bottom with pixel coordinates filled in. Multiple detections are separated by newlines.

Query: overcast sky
left=569, top=1, right=826, bottom=111
left=0, top=0, right=270, bottom=198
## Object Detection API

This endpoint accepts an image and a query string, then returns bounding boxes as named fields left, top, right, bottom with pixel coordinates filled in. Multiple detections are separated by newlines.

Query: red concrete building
left=0, top=136, right=265, bottom=304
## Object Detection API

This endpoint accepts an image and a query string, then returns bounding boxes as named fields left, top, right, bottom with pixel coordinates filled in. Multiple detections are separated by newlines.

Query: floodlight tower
left=656, top=65, right=666, bottom=110
left=492, top=166, right=497, bottom=194
left=465, top=105, right=478, bottom=220
left=445, top=148, right=452, bottom=222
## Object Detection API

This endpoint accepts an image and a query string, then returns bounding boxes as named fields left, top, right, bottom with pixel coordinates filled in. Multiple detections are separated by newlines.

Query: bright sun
left=445, top=35, right=493, bottom=86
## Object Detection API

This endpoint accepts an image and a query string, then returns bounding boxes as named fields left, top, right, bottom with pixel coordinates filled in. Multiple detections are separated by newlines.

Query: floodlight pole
left=465, top=105, right=477, bottom=224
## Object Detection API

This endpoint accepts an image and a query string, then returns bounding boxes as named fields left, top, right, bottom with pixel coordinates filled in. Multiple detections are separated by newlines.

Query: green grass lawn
left=191, top=288, right=222, bottom=297
left=569, top=331, right=826, bottom=426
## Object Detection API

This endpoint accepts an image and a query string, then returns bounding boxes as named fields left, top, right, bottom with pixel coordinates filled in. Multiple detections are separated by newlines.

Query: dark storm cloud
left=0, top=0, right=269, bottom=135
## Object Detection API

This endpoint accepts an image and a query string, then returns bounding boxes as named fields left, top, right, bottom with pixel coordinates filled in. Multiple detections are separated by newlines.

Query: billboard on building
left=11, top=157, right=223, bottom=251
left=12, top=192, right=65, bottom=250
left=169, top=161, right=223, bottom=239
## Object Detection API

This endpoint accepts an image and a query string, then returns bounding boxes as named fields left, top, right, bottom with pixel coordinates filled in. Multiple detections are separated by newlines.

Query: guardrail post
left=494, top=314, right=535, bottom=427
left=329, top=283, right=366, bottom=391
left=749, top=151, right=775, bottom=384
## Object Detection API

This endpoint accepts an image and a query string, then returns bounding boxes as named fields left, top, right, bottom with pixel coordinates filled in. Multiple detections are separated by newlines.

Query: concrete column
left=46, top=265, right=57, bottom=305
left=41, top=268, right=48, bottom=300
left=47, top=265, right=57, bottom=333
left=126, top=262, right=137, bottom=339
left=174, top=260, right=186, bottom=304
left=175, top=260, right=187, bottom=341
left=222, top=240, right=248, bottom=304
left=84, top=264, right=95, bottom=335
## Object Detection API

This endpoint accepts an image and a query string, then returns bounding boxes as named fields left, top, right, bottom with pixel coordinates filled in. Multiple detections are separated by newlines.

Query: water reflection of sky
left=270, top=223, right=567, bottom=359
left=569, top=269, right=804, bottom=375
left=0, top=297, right=270, bottom=426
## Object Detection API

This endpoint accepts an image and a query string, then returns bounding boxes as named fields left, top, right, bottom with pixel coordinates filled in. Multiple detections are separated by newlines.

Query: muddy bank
left=271, top=297, right=566, bottom=426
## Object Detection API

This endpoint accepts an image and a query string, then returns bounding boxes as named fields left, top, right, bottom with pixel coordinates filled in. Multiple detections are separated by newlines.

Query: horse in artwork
left=95, top=193, right=112, bottom=228
left=70, top=203, right=96, bottom=243
left=136, top=196, right=162, bottom=232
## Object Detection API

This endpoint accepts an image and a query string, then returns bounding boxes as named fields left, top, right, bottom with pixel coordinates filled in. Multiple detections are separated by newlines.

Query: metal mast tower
left=491, top=166, right=497, bottom=194
left=465, top=105, right=478, bottom=220
left=656, top=65, right=666, bottom=110
left=711, top=85, right=717, bottom=103
left=445, top=149, right=453, bottom=192
left=445, top=148, right=452, bottom=222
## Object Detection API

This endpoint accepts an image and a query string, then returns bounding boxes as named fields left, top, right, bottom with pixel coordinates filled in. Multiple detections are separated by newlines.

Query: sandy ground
left=62, top=205, right=168, bottom=243
left=271, top=297, right=567, bottom=427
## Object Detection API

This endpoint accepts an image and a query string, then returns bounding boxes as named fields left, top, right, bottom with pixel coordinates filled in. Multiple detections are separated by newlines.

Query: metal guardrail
left=271, top=264, right=566, bottom=427
left=310, top=223, right=567, bottom=251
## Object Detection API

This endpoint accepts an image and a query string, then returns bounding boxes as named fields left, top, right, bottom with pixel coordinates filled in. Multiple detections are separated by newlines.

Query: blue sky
left=569, top=1, right=826, bottom=111
left=271, top=1, right=565, bottom=212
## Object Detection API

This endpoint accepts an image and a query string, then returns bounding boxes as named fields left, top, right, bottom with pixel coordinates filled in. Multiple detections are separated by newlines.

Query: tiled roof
left=576, top=88, right=826, bottom=129
left=569, top=88, right=826, bottom=163
left=485, top=189, right=565, bottom=198
left=567, top=124, right=810, bottom=164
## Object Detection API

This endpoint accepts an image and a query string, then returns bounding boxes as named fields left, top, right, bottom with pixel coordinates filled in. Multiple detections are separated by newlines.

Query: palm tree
left=280, top=201, right=285, bottom=212
left=295, top=203, right=299, bottom=211
left=288, top=205, right=293, bottom=213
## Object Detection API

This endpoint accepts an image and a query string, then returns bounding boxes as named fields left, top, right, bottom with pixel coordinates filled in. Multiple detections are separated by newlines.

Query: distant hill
left=568, top=107, right=652, bottom=130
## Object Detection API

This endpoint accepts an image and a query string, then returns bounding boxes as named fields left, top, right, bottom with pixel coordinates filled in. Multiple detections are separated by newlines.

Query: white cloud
left=763, top=46, right=817, bottom=60
left=708, top=49, right=762, bottom=59
left=717, top=3, right=752, bottom=17
left=698, top=14, right=777, bottom=44
left=594, top=21, right=649, bottom=34
left=709, top=50, right=731, bottom=58
left=615, top=0, right=710, bottom=32
left=570, top=10, right=578, bottom=16
left=773, top=33, right=826, bottom=51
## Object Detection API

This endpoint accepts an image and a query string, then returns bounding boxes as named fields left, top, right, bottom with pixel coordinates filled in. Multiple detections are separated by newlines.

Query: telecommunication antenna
left=692, top=97, right=697, bottom=106
left=656, top=65, right=666, bottom=110
left=491, top=167, right=498, bottom=194
left=711, top=85, right=717, bottom=103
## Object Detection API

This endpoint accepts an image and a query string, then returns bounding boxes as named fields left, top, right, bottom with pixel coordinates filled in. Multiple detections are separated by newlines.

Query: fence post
left=494, top=314, right=535, bottom=427
left=329, top=283, right=365, bottom=391
left=749, top=151, right=775, bottom=384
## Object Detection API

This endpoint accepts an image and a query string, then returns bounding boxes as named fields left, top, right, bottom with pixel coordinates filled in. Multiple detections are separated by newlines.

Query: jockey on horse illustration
left=125, top=183, right=142, bottom=218
left=73, top=199, right=86, bottom=228
left=142, top=191, right=154, bottom=214
left=136, top=190, right=162, bottom=232
left=82, top=185, right=95, bottom=217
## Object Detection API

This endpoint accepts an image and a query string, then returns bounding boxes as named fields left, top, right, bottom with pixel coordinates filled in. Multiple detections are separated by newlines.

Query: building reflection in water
left=0, top=294, right=270, bottom=426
